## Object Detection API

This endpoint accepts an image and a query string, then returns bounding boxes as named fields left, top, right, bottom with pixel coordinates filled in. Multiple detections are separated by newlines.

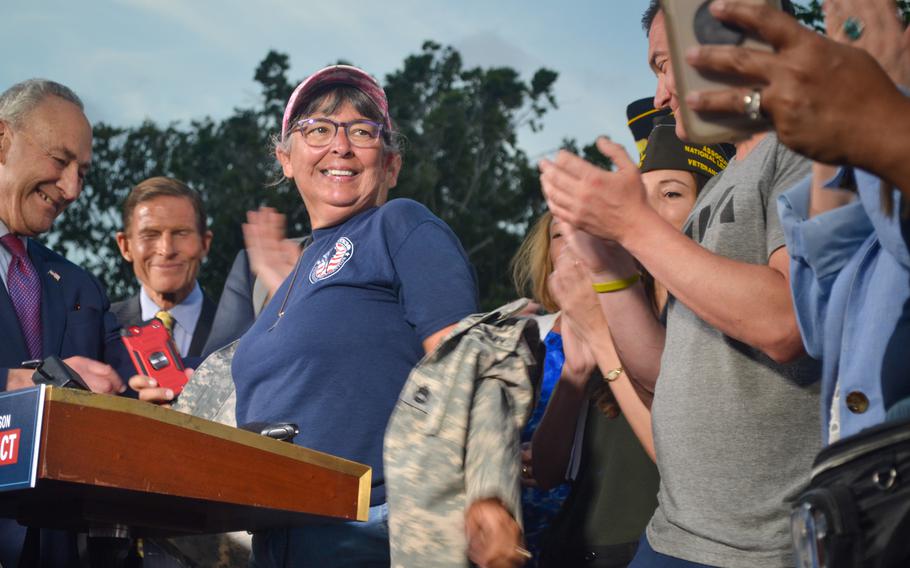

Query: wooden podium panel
left=0, top=387, right=371, bottom=537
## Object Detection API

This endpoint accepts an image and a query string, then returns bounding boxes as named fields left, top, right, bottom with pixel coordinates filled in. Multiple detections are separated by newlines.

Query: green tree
left=384, top=41, right=557, bottom=307
left=792, top=1, right=826, bottom=31
left=46, top=51, right=305, bottom=302
left=560, top=138, right=615, bottom=172
left=45, top=45, right=559, bottom=310
left=794, top=0, right=910, bottom=31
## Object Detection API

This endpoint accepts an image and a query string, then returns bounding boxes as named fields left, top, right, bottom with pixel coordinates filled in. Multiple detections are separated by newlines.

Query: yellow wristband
left=591, top=273, right=640, bottom=294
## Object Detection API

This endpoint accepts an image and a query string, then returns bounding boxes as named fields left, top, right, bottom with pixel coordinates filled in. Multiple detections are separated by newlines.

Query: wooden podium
left=0, top=386, right=371, bottom=538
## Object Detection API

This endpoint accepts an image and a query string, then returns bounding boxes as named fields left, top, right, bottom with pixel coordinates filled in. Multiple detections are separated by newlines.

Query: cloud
left=115, top=0, right=238, bottom=52
left=454, top=31, right=543, bottom=72
left=5, top=0, right=655, bottom=159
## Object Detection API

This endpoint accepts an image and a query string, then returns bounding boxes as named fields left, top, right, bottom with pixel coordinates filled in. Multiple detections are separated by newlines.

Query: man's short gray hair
left=0, top=79, right=84, bottom=127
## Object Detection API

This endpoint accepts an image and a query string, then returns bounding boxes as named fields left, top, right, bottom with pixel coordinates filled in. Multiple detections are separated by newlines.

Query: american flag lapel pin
left=48, top=270, right=61, bottom=282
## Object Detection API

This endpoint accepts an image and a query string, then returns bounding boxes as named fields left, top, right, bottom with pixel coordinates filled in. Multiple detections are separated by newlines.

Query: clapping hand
left=539, top=139, right=651, bottom=247
left=242, top=207, right=303, bottom=298
left=825, top=0, right=910, bottom=86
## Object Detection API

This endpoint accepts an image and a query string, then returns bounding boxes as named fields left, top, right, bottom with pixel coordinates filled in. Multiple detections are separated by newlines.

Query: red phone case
left=121, top=318, right=188, bottom=395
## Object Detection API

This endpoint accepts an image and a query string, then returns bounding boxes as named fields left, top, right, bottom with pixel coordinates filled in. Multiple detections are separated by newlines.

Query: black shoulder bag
left=791, top=417, right=910, bottom=568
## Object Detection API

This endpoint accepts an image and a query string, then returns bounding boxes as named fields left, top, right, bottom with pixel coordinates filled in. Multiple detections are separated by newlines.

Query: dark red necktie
left=1, top=234, right=43, bottom=359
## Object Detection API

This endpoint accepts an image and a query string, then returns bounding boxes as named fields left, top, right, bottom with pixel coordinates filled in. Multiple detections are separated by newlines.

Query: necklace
left=267, top=251, right=305, bottom=333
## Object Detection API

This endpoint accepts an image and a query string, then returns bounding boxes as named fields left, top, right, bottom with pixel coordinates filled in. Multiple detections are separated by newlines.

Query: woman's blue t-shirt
left=232, top=199, right=478, bottom=504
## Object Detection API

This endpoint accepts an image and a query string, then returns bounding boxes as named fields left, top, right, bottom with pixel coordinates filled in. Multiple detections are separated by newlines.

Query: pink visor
left=281, top=64, right=391, bottom=140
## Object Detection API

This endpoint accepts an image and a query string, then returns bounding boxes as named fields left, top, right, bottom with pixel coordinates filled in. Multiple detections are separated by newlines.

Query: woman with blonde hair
left=512, top=208, right=658, bottom=567
left=526, top=108, right=728, bottom=567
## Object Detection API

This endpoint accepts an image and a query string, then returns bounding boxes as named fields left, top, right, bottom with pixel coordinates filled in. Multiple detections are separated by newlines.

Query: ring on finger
left=743, top=89, right=763, bottom=121
left=843, top=17, right=864, bottom=41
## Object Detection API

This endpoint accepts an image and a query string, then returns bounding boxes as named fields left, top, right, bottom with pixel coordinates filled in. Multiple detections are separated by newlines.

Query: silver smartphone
left=661, top=0, right=779, bottom=144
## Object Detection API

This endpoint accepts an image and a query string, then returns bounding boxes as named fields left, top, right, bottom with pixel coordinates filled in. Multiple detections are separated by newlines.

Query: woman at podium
left=225, top=65, right=477, bottom=566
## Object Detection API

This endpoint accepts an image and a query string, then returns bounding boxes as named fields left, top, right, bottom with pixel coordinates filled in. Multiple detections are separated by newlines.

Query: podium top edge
left=42, top=386, right=371, bottom=478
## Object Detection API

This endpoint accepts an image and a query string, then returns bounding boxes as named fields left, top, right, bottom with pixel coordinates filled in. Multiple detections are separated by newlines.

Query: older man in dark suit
left=112, top=176, right=215, bottom=360
left=0, top=79, right=136, bottom=567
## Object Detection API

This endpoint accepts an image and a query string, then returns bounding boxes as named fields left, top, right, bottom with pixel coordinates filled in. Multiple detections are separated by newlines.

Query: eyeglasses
left=16, top=128, right=88, bottom=186
left=290, top=117, right=383, bottom=148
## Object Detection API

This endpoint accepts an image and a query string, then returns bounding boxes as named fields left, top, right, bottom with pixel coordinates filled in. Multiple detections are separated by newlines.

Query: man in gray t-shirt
left=646, top=134, right=819, bottom=567
left=538, top=4, right=820, bottom=567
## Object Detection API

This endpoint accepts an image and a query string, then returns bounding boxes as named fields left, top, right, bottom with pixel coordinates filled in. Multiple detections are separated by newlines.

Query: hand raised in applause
left=824, top=0, right=910, bottom=86
left=548, top=250, right=613, bottom=355
left=557, top=218, right=639, bottom=281
left=242, top=207, right=302, bottom=298
left=560, top=313, right=597, bottom=390
left=539, top=140, right=652, bottom=248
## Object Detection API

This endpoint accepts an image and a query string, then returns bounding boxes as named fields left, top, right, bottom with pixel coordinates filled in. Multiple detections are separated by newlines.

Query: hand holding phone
left=121, top=318, right=189, bottom=395
left=661, top=0, right=780, bottom=144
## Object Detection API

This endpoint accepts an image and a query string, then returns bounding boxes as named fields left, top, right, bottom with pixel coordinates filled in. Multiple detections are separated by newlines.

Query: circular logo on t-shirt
left=308, top=237, right=354, bottom=283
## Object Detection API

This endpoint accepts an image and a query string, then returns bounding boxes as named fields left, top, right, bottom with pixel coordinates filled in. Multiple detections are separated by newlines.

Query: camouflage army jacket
left=384, top=300, right=544, bottom=568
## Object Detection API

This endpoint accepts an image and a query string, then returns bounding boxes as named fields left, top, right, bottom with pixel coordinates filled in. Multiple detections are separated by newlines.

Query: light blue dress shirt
left=139, top=283, right=203, bottom=357
left=779, top=167, right=910, bottom=443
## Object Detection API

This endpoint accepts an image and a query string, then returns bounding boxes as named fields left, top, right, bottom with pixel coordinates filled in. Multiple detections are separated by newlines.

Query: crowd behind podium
left=1, top=0, right=909, bottom=566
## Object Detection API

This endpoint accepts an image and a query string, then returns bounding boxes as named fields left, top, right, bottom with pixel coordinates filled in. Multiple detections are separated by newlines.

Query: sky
left=4, top=0, right=658, bottom=162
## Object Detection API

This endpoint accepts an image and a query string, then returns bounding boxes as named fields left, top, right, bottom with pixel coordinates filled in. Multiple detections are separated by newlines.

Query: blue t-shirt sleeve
left=389, top=217, right=478, bottom=341
left=90, top=273, right=137, bottom=385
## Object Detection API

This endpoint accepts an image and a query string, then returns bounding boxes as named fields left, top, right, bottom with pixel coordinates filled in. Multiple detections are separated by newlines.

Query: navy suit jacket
left=0, top=239, right=134, bottom=567
left=0, top=239, right=133, bottom=388
left=201, top=249, right=256, bottom=357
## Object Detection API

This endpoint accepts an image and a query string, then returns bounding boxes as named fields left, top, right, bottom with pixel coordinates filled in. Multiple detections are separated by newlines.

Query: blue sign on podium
left=0, top=385, right=46, bottom=492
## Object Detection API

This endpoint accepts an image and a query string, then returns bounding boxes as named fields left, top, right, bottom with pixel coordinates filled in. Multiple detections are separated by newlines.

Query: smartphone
left=121, top=318, right=189, bottom=395
left=661, top=0, right=779, bottom=144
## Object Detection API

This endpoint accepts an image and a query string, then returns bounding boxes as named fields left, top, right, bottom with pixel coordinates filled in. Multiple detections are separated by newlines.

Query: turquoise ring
left=843, top=17, right=864, bottom=41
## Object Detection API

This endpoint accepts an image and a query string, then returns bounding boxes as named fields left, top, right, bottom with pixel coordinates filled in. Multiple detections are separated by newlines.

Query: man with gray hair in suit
left=0, top=78, right=133, bottom=567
